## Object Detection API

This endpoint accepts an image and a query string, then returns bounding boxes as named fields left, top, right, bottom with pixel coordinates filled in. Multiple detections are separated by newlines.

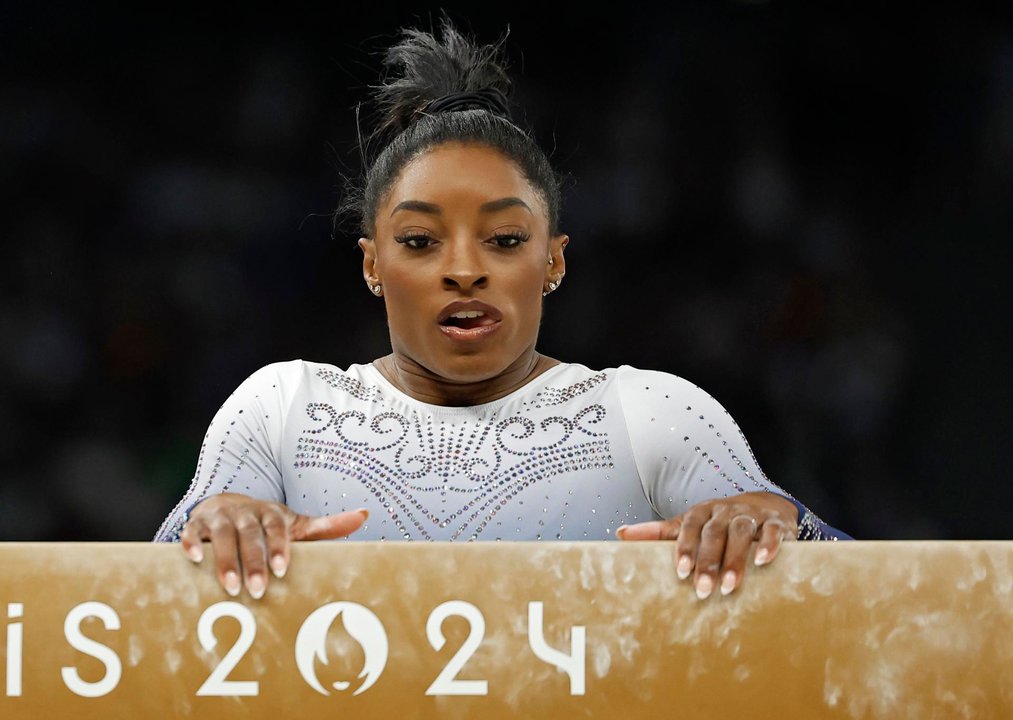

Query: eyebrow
left=390, top=197, right=533, bottom=217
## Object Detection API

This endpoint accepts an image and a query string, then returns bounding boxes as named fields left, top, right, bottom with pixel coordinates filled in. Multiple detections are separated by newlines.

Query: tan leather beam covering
left=0, top=541, right=1010, bottom=718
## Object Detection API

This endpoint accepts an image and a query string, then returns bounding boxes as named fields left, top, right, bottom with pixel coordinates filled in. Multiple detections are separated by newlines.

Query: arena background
left=1, top=4, right=1010, bottom=541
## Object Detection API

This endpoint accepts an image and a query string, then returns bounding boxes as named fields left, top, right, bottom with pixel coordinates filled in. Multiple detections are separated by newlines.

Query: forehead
left=380, top=142, right=547, bottom=221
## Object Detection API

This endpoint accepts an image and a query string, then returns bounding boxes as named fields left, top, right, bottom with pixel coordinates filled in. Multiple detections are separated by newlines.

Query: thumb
left=291, top=508, right=369, bottom=541
left=616, top=518, right=681, bottom=541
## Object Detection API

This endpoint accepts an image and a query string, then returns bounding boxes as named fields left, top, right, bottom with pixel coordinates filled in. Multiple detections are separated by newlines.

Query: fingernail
left=616, top=525, right=628, bottom=540
left=754, top=548, right=770, bottom=566
left=355, top=508, right=370, bottom=520
left=270, top=554, right=287, bottom=578
left=248, top=574, right=265, bottom=600
left=187, top=545, right=203, bottom=563
left=695, top=575, right=713, bottom=600
left=677, top=554, right=692, bottom=580
left=224, top=571, right=240, bottom=597
left=720, top=571, right=737, bottom=595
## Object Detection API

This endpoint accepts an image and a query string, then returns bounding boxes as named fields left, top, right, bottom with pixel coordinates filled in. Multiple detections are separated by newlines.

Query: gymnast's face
left=360, top=142, right=567, bottom=384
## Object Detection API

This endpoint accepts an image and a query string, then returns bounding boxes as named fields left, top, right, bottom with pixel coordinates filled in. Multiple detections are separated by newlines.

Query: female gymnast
left=155, top=19, right=850, bottom=602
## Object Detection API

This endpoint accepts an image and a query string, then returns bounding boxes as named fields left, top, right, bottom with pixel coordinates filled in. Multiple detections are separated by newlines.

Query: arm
left=154, top=361, right=367, bottom=598
left=153, top=363, right=291, bottom=543
left=780, top=495, right=854, bottom=541
left=614, top=366, right=851, bottom=597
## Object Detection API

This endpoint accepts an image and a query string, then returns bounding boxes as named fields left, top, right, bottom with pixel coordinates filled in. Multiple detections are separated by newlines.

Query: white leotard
left=154, top=360, right=833, bottom=542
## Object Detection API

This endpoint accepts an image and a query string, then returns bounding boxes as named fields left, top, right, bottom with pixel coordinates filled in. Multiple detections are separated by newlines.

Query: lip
left=437, top=300, right=503, bottom=342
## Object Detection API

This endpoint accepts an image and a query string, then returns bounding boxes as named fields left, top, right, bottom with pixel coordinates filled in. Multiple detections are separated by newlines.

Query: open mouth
left=439, top=310, right=498, bottom=330
left=437, top=304, right=503, bottom=341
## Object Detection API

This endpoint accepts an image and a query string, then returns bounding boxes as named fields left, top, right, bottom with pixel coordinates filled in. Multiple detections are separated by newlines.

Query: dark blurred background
left=1, top=4, right=1010, bottom=541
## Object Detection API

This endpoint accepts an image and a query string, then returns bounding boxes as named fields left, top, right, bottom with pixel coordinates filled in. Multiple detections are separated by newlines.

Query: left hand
left=616, top=492, right=798, bottom=599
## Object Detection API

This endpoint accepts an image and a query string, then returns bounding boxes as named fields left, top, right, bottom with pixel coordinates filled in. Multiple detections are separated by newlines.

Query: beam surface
left=0, top=541, right=1010, bottom=718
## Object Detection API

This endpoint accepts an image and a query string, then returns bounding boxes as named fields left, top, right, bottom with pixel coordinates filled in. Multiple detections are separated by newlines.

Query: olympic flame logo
left=293, top=602, right=389, bottom=696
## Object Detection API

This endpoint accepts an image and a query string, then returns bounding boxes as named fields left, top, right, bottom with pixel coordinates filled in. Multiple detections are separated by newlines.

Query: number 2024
left=4, top=600, right=585, bottom=699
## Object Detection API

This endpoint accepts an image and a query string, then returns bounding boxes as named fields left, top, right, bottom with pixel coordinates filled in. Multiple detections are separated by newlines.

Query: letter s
left=61, top=602, right=122, bottom=697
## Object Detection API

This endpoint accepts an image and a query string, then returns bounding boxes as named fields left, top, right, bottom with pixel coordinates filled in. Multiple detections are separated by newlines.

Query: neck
left=374, top=351, right=559, bottom=406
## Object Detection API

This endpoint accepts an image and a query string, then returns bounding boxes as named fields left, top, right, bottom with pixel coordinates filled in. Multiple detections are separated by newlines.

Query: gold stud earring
left=371, top=284, right=382, bottom=296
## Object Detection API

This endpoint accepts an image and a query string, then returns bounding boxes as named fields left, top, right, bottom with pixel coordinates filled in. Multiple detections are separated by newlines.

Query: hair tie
left=424, top=88, right=510, bottom=118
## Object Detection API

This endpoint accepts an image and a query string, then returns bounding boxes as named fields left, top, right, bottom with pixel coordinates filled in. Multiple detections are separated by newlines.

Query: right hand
left=179, top=492, right=368, bottom=599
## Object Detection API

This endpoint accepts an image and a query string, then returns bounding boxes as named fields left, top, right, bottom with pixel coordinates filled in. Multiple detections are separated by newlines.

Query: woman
left=154, top=20, right=849, bottom=602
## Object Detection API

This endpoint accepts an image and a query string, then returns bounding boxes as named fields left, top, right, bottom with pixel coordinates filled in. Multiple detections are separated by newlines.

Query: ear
left=359, top=237, right=379, bottom=285
left=545, top=234, right=568, bottom=284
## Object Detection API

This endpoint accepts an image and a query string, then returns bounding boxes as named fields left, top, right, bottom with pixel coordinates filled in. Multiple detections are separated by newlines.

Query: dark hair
left=342, top=19, right=562, bottom=238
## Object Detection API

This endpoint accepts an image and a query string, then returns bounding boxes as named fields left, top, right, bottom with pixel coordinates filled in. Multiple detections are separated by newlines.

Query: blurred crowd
left=1, top=6, right=1010, bottom=540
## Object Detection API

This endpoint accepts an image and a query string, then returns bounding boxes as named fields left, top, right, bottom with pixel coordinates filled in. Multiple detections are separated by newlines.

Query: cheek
left=378, top=267, right=425, bottom=328
left=512, top=265, right=548, bottom=317
left=502, top=257, right=548, bottom=313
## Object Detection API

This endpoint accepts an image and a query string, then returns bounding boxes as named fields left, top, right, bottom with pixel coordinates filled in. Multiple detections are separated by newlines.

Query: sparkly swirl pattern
left=293, top=370, right=615, bottom=540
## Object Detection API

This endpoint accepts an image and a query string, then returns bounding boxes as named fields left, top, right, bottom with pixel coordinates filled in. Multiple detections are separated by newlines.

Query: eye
left=394, top=233, right=435, bottom=250
left=490, top=231, right=530, bottom=249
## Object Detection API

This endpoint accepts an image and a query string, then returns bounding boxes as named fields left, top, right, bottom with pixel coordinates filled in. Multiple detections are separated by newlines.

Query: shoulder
left=612, top=364, right=736, bottom=420
left=541, top=361, right=613, bottom=386
left=232, top=359, right=373, bottom=396
left=535, top=363, right=717, bottom=403
left=531, top=363, right=726, bottom=416
left=524, top=361, right=616, bottom=402
left=237, top=359, right=318, bottom=388
left=614, top=364, right=710, bottom=397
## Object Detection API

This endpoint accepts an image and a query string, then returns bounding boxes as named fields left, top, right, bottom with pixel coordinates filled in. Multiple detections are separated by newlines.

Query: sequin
left=316, top=368, right=381, bottom=402
left=154, top=362, right=838, bottom=545
left=293, top=394, right=615, bottom=540
left=536, top=372, right=607, bottom=406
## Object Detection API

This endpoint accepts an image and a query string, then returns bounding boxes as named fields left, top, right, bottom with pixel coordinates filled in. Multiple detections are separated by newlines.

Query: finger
left=180, top=516, right=210, bottom=563
left=754, top=517, right=793, bottom=566
left=719, top=515, right=758, bottom=596
left=616, top=518, right=681, bottom=541
left=674, top=508, right=708, bottom=582
left=208, top=518, right=243, bottom=597
left=261, top=507, right=292, bottom=579
left=291, top=508, right=369, bottom=541
left=235, top=512, right=270, bottom=600
left=693, top=508, right=731, bottom=599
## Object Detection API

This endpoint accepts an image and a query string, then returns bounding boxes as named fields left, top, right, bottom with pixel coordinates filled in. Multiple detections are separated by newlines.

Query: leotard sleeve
left=616, top=365, right=850, bottom=540
left=153, top=361, right=302, bottom=542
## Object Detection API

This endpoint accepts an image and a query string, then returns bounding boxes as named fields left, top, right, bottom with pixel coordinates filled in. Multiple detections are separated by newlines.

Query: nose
left=441, top=239, right=488, bottom=292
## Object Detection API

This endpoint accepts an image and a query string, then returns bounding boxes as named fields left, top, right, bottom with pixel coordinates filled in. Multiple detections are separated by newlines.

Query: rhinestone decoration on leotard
left=316, top=368, right=381, bottom=402
left=155, top=363, right=842, bottom=544
left=680, top=384, right=835, bottom=535
left=536, top=372, right=607, bottom=407
left=293, top=372, right=616, bottom=541
left=154, top=401, right=265, bottom=541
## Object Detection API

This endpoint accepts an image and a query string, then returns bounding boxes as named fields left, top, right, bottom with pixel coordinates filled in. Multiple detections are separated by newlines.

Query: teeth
left=449, top=310, right=486, bottom=319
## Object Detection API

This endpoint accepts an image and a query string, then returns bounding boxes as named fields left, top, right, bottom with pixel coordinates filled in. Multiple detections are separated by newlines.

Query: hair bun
left=423, top=87, right=511, bottom=118
left=370, top=19, right=512, bottom=143
left=343, top=16, right=562, bottom=239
